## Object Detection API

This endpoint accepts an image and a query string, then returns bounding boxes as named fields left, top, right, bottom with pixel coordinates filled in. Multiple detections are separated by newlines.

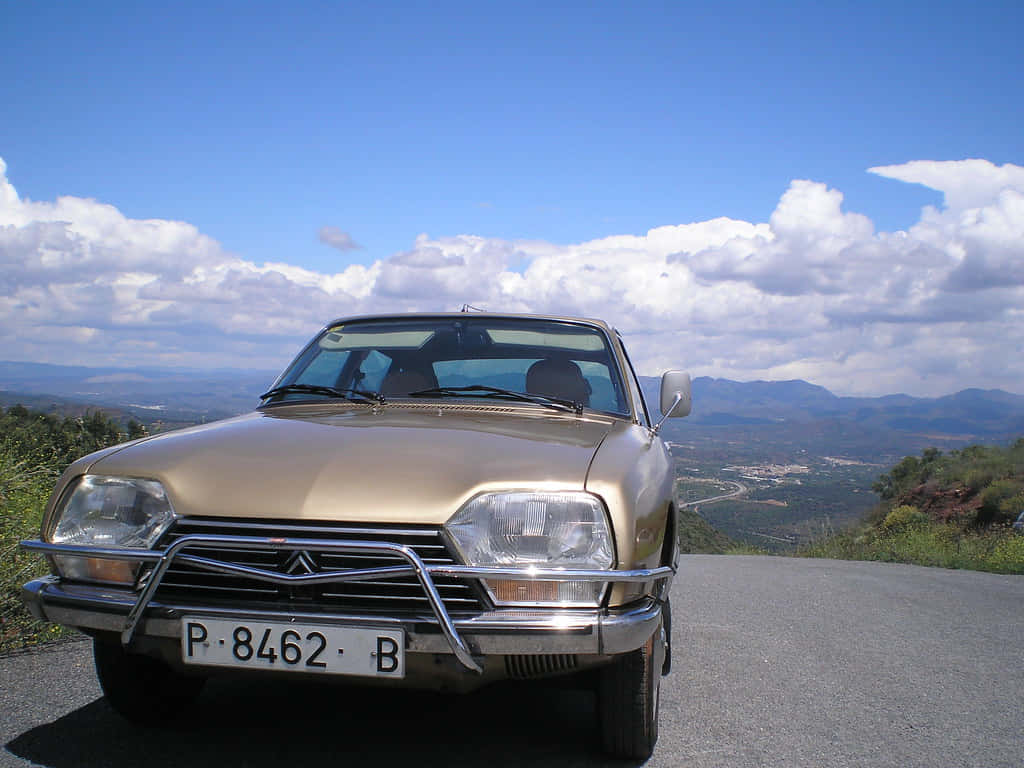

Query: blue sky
left=1, top=0, right=1023, bottom=395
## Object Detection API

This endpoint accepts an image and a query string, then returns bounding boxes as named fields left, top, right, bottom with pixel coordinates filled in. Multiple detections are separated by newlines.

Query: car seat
left=525, top=358, right=591, bottom=406
left=380, top=367, right=438, bottom=396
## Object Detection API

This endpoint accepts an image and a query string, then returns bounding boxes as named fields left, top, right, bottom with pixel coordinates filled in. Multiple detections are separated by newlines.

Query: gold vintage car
left=21, top=312, right=691, bottom=759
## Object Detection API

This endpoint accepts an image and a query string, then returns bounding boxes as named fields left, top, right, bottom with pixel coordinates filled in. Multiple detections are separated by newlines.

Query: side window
left=618, top=342, right=651, bottom=426
left=294, top=350, right=351, bottom=387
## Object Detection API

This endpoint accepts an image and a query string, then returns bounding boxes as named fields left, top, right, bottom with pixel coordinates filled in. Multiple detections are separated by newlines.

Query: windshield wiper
left=259, top=383, right=384, bottom=404
left=408, top=385, right=582, bottom=415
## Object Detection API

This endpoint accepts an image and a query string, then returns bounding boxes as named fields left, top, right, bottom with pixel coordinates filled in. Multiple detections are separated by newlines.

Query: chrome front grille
left=152, top=518, right=486, bottom=616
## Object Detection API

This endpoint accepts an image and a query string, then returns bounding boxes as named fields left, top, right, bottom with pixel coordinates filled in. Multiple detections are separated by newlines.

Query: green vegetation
left=799, top=440, right=1024, bottom=574
left=801, top=519, right=1023, bottom=573
left=1, top=405, right=145, bottom=652
left=880, top=504, right=929, bottom=532
left=676, top=506, right=735, bottom=554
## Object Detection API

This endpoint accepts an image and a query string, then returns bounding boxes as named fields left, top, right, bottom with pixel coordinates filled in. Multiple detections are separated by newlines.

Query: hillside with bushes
left=0, top=406, right=146, bottom=651
left=676, top=505, right=735, bottom=554
left=800, top=440, right=1024, bottom=573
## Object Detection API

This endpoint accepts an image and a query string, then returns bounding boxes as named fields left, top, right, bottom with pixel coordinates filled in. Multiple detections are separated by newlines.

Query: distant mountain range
left=2, top=361, right=1022, bottom=457
left=0, top=361, right=279, bottom=426
left=640, top=377, right=1024, bottom=460
left=641, top=376, right=1024, bottom=436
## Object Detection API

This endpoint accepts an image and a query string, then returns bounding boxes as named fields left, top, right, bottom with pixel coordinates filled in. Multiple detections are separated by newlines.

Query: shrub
left=0, top=463, right=68, bottom=651
left=1, top=405, right=138, bottom=650
left=998, top=492, right=1024, bottom=522
left=978, top=480, right=1024, bottom=525
left=963, top=468, right=996, bottom=493
left=986, top=535, right=1024, bottom=574
left=881, top=505, right=928, bottom=532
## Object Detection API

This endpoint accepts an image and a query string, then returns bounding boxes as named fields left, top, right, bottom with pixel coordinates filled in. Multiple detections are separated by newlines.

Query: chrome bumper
left=20, top=535, right=672, bottom=675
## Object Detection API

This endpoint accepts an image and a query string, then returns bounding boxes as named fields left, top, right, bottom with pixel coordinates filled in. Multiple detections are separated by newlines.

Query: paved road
left=2, top=556, right=1021, bottom=767
left=680, top=480, right=746, bottom=507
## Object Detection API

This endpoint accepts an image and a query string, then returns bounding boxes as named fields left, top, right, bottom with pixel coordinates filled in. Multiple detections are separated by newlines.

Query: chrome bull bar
left=20, top=535, right=674, bottom=675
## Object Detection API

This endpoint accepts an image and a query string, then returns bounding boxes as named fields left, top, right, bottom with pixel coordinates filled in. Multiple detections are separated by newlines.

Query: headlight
left=48, top=475, right=177, bottom=585
left=445, top=491, right=614, bottom=607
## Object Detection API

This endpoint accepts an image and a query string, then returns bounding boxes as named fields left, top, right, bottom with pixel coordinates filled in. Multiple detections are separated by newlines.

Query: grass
left=797, top=522, right=1024, bottom=575
left=0, top=460, right=72, bottom=653
left=1, top=406, right=149, bottom=652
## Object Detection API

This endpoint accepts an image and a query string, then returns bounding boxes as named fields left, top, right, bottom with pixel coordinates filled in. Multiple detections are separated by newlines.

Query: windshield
left=266, top=317, right=631, bottom=416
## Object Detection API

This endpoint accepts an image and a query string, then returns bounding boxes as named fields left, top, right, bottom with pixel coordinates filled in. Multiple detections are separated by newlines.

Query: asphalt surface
left=2, top=556, right=1021, bottom=767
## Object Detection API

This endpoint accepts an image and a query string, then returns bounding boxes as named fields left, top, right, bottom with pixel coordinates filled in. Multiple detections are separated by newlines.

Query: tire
left=598, top=619, right=665, bottom=760
left=93, top=639, right=205, bottom=725
left=662, top=597, right=673, bottom=676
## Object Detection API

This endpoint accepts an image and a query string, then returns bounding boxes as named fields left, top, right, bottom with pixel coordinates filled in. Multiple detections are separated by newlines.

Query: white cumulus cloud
left=1, top=156, right=1022, bottom=396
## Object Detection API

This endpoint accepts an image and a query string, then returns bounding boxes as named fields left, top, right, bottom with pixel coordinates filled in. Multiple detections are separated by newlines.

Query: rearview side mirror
left=660, top=370, right=692, bottom=418
left=652, top=370, right=691, bottom=436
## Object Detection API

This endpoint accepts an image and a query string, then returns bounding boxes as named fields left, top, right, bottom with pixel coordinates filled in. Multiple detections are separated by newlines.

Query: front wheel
left=93, top=639, right=205, bottom=725
left=597, top=618, right=665, bottom=760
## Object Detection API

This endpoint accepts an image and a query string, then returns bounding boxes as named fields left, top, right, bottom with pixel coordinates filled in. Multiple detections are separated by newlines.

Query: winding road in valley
left=2, top=556, right=1021, bottom=768
left=679, top=479, right=746, bottom=507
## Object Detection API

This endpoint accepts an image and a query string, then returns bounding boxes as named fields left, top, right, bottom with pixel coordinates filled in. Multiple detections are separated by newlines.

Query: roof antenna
left=460, top=304, right=486, bottom=312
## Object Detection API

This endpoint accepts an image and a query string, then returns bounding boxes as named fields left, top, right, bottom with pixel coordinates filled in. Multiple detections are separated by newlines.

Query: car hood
left=87, top=404, right=617, bottom=525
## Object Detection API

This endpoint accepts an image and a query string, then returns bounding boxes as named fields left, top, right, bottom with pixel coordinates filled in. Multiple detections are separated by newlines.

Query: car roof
left=323, top=312, right=618, bottom=336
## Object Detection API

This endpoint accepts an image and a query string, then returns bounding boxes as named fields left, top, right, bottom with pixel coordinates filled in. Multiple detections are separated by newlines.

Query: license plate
left=181, top=618, right=404, bottom=678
